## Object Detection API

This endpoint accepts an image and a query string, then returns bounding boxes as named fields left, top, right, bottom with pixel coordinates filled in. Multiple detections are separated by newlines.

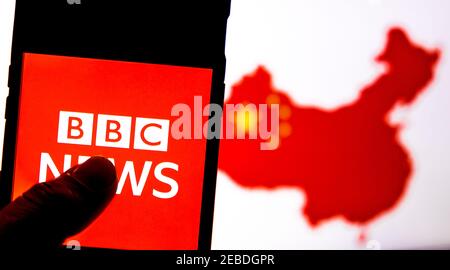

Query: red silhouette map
left=219, top=28, right=440, bottom=227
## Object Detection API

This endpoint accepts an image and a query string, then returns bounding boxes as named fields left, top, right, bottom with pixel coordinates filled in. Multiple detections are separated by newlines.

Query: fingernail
left=70, top=156, right=117, bottom=192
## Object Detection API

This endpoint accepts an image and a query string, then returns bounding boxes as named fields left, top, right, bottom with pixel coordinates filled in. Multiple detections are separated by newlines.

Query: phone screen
left=12, top=52, right=213, bottom=250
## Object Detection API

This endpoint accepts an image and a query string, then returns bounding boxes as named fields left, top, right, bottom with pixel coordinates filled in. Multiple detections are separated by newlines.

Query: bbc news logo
left=57, top=111, right=170, bottom=152
left=41, top=111, right=178, bottom=199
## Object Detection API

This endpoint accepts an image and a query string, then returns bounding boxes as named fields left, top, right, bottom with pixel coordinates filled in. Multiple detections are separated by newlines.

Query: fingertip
left=69, top=156, right=117, bottom=193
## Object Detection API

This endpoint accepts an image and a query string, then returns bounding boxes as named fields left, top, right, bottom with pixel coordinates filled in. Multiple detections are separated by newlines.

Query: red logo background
left=13, top=53, right=212, bottom=249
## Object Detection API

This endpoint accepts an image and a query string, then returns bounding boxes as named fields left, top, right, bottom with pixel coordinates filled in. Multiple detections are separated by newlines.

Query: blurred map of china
left=219, top=28, right=441, bottom=227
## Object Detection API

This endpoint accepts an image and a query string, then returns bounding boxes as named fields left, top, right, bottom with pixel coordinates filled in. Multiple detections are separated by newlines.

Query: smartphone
left=0, top=0, right=230, bottom=250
